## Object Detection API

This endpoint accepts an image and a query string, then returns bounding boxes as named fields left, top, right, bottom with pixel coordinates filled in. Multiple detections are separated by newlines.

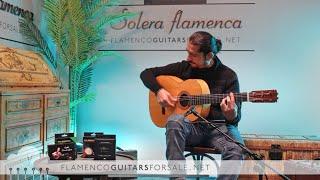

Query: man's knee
left=223, top=143, right=244, bottom=160
left=166, top=114, right=185, bottom=131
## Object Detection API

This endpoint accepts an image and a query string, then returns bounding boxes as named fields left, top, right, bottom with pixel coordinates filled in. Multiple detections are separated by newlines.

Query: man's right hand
left=156, top=88, right=177, bottom=107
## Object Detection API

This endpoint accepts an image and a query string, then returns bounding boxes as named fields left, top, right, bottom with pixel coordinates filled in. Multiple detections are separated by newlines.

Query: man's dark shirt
left=140, top=56, right=241, bottom=126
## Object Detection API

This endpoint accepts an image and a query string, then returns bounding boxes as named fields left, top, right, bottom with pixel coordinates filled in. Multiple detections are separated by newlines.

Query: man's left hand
left=220, top=92, right=238, bottom=121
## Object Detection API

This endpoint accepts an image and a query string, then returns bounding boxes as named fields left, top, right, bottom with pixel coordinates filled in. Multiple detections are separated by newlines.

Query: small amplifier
left=269, top=144, right=283, bottom=160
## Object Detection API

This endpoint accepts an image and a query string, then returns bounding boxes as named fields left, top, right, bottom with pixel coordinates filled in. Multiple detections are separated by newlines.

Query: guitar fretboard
left=178, top=93, right=249, bottom=105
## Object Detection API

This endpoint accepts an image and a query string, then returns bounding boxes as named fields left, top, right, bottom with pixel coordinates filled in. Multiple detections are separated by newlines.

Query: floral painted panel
left=6, top=123, right=41, bottom=151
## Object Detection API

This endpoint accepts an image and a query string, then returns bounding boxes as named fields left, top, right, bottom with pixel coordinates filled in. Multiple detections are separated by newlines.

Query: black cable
left=116, top=146, right=124, bottom=151
left=187, top=107, right=291, bottom=180
left=115, top=152, right=136, bottom=160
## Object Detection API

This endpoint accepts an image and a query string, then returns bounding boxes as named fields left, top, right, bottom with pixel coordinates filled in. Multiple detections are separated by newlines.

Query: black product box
left=94, top=134, right=116, bottom=160
left=48, top=143, right=77, bottom=160
left=55, top=133, right=75, bottom=144
left=82, top=132, right=104, bottom=158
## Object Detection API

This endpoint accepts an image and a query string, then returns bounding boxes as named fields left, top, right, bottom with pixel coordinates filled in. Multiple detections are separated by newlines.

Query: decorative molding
left=6, top=98, right=41, bottom=113
left=0, top=46, right=59, bottom=87
left=47, top=96, right=68, bottom=109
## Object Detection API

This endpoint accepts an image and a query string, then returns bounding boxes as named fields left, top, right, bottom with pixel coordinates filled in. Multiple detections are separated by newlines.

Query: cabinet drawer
left=45, top=116, right=69, bottom=141
left=5, top=121, right=42, bottom=152
left=3, top=95, right=43, bottom=122
left=45, top=94, right=69, bottom=118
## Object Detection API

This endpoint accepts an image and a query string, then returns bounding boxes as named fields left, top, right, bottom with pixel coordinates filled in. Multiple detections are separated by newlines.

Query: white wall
left=0, top=0, right=41, bottom=50
left=75, top=0, right=320, bottom=160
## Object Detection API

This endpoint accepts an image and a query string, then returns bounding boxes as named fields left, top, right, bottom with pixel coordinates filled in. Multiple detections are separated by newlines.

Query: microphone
left=183, top=106, right=196, bottom=117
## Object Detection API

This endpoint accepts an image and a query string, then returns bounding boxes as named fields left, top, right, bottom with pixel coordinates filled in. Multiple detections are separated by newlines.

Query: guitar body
left=149, top=76, right=211, bottom=128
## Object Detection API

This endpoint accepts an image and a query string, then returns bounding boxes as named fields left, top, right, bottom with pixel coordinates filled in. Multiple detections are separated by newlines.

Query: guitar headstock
left=249, top=90, right=278, bottom=103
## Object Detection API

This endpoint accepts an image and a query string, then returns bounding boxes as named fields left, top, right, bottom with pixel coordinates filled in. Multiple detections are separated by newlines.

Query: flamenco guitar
left=149, top=75, right=278, bottom=128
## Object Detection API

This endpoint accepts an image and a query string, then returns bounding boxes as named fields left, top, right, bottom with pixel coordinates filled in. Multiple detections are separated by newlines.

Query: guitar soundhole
left=162, top=107, right=165, bottom=115
left=179, top=94, right=190, bottom=107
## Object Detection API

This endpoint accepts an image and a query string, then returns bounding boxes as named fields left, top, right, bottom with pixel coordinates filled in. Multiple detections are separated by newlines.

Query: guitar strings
left=174, top=93, right=276, bottom=104
left=174, top=94, right=249, bottom=100
left=174, top=94, right=250, bottom=104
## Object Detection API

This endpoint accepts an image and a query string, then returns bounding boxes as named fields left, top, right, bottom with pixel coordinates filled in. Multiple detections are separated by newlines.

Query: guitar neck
left=182, top=93, right=249, bottom=105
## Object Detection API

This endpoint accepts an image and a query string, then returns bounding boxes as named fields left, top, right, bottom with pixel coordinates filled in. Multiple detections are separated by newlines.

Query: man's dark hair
left=189, top=31, right=222, bottom=55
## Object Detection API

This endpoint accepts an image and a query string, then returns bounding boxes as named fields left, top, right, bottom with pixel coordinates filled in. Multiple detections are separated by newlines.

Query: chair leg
left=202, top=154, right=219, bottom=170
left=192, top=154, right=201, bottom=180
left=185, top=152, right=220, bottom=179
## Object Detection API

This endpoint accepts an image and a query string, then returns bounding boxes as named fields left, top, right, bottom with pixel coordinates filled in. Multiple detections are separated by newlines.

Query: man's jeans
left=166, top=114, right=244, bottom=180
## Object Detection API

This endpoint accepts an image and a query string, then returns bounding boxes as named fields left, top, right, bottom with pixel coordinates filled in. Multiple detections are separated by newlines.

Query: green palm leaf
left=75, top=51, right=120, bottom=72
left=70, top=92, right=96, bottom=108
left=78, top=64, right=93, bottom=100
left=82, top=0, right=122, bottom=21
left=18, top=18, right=57, bottom=69
left=95, top=12, right=138, bottom=30
left=43, top=0, right=67, bottom=51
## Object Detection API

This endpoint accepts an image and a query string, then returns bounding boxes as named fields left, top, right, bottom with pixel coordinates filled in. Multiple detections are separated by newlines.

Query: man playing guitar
left=141, top=31, right=244, bottom=180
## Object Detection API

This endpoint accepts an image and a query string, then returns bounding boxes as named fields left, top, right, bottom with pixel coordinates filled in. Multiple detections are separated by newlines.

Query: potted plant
left=19, top=0, right=136, bottom=133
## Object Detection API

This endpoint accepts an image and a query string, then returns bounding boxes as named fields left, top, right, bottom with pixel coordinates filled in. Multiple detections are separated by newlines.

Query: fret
left=181, top=92, right=249, bottom=105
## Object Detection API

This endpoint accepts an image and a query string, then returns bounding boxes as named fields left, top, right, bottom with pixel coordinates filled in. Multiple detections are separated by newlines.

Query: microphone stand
left=187, top=107, right=290, bottom=180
